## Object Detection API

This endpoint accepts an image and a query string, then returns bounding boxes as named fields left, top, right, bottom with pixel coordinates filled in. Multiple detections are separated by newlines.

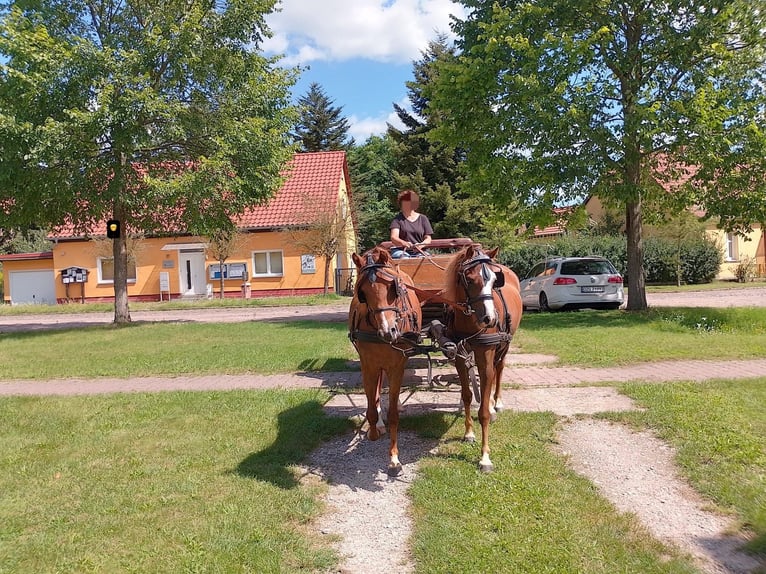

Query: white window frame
left=725, top=232, right=739, bottom=262
left=251, top=250, right=284, bottom=277
left=97, top=257, right=137, bottom=284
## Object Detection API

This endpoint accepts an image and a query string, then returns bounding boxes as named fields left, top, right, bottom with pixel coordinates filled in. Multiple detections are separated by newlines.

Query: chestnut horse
left=348, top=247, right=423, bottom=475
left=443, top=245, right=523, bottom=472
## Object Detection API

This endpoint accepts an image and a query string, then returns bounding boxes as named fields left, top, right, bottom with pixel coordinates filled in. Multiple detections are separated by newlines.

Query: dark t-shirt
left=390, top=213, right=434, bottom=244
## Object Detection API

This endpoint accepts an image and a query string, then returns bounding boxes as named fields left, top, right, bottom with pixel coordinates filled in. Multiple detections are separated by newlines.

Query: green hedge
left=499, top=236, right=721, bottom=285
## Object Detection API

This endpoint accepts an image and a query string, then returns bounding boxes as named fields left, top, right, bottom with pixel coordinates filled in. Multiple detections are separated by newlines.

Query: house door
left=178, top=250, right=207, bottom=296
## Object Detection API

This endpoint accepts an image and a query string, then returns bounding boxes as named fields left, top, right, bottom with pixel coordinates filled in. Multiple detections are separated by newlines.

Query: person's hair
left=397, top=189, right=419, bottom=208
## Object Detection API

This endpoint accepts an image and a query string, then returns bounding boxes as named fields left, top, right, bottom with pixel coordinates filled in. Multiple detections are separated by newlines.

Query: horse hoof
left=479, top=462, right=494, bottom=474
left=464, top=435, right=476, bottom=443
left=490, top=412, right=497, bottom=423
left=388, top=462, right=403, bottom=476
left=494, top=404, right=505, bottom=413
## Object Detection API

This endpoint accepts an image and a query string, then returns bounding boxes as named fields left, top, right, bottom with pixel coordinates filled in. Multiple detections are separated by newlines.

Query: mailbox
left=61, top=266, right=89, bottom=303
left=61, top=266, right=89, bottom=284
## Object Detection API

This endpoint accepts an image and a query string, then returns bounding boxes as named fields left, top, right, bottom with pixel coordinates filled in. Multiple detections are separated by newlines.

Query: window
left=252, top=250, right=283, bottom=277
left=97, top=257, right=137, bottom=284
left=725, top=233, right=739, bottom=261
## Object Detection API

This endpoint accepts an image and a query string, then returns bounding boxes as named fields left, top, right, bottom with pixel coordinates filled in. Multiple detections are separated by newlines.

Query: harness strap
left=348, top=329, right=420, bottom=356
left=450, top=330, right=513, bottom=347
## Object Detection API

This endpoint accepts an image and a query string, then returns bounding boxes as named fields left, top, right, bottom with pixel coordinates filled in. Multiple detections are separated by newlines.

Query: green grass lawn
left=407, top=413, right=700, bottom=573
left=0, top=389, right=351, bottom=573
left=2, top=307, right=765, bottom=380
left=1, top=391, right=704, bottom=574
left=0, top=294, right=345, bottom=316
left=2, top=294, right=764, bottom=572
left=516, top=307, right=766, bottom=365
left=0, top=321, right=353, bottom=379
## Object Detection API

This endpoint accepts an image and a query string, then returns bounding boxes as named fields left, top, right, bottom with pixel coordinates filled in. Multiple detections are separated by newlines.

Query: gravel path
left=557, top=420, right=761, bottom=574
left=300, top=431, right=438, bottom=574
left=319, top=378, right=763, bottom=574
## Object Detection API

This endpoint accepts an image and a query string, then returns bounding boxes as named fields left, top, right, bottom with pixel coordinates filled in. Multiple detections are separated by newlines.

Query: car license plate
left=581, top=286, right=604, bottom=293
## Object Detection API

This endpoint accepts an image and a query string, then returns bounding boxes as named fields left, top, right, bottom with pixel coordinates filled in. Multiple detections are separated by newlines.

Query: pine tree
left=294, top=83, right=353, bottom=151
left=388, top=36, right=484, bottom=240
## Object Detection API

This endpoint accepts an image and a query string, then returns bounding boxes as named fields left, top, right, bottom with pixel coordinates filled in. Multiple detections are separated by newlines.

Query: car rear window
left=560, top=260, right=616, bottom=275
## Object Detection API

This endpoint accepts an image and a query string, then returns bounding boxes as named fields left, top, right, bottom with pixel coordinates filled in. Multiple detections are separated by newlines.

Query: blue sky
left=263, top=0, right=465, bottom=143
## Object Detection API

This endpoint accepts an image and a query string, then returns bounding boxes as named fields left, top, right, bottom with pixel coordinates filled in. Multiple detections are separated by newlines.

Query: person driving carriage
left=389, top=189, right=433, bottom=259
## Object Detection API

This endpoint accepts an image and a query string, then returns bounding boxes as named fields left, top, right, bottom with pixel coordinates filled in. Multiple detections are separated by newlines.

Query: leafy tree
left=430, top=0, right=766, bottom=310
left=0, top=228, right=52, bottom=254
left=0, top=0, right=297, bottom=322
left=294, top=82, right=353, bottom=152
left=205, top=228, right=246, bottom=299
left=285, top=190, right=353, bottom=294
left=347, top=134, right=398, bottom=250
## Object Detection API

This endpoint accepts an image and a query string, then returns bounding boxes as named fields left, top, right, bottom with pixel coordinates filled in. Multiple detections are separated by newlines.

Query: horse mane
left=443, top=246, right=472, bottom=301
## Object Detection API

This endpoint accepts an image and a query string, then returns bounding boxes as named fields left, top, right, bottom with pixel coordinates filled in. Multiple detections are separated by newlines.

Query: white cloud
left=348, top=98, right=411, bottom=141
left=265, top=0, right=464, bottom=65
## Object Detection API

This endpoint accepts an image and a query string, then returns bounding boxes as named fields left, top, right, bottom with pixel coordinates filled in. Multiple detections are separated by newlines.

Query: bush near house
left=500, top=235, right=721, bottom=284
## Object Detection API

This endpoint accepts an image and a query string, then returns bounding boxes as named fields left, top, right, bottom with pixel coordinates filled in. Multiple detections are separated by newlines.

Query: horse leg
left=386, top=362, right=405, bottom=476
left=455, top=358, right=475, bottom=443
left=476, top=353, right=496, bottom=473
left=493, top=347, right=508, bottom=413
left=364, top=366, right=385, bottom=441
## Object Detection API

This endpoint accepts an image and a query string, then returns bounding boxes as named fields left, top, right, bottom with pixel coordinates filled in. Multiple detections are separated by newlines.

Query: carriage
left=376, top=237, right=480, bottom=384
left=348, top=239, right=523, bottom=474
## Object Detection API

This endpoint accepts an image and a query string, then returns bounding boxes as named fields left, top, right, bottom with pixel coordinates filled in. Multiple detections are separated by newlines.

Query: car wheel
left=539, top=292, right=551, bottom=312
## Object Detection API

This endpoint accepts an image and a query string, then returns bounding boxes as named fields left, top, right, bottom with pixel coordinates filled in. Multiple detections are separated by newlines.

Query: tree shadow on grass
left=233, top=400, right=352, bottom=489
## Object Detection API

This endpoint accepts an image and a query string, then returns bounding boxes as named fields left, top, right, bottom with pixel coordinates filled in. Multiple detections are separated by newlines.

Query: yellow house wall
left=706, top=225, right=765, bottom=280
left=1, top=258, right=55, bottom=303
left=335, top=177, right=357, bottom=268
left=50, top=230, right=342, bottom=301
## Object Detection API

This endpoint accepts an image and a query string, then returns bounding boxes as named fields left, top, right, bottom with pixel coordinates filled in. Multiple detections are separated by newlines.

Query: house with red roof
left=1, top=151, right=357, bottom=304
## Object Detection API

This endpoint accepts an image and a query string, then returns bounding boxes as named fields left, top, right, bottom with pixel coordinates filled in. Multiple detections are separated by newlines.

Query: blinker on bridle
left=458, top=252, right=505, bottom=314
left=357, top=256, right=407, bottom=317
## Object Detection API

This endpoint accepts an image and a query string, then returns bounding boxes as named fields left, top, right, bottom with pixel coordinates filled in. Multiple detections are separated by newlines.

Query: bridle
left=449, top=250, right=513, bottom=354
left=457, top=251, right=505, bottom=316
left=350, top=254, right=420, bottom=348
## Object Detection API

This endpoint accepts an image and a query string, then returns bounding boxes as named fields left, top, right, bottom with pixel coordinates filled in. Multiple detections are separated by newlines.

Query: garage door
left=9, top=270, right=56, bottom=305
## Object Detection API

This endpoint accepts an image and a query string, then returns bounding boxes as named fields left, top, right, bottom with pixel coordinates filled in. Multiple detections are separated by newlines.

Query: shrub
left=498, top=235, right=720, bottom=284
left=731, top=256, right=756, bottom=283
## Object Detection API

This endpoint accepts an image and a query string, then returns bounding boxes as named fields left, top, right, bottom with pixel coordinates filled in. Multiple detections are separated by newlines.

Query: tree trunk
left=324, top=257, right=331, bottom=295
left=219, top=258, right=225, bottom=299
left=625, top=199, right=648, bottom=310
left=112, top=223, right=131, bottom=323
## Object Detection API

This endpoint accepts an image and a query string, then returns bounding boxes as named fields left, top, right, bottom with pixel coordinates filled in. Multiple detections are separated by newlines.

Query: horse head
left=351, top=247, right=417, bottom=343
left=452, top=245, right=505, bottom=328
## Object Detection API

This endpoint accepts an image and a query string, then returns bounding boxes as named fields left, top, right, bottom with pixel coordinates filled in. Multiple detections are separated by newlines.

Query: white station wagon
left=520, top=256, right=624, bottom=311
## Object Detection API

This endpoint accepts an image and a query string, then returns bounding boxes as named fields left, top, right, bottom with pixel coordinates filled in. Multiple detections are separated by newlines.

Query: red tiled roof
left=533, top=207, right=573, bottom=237
left=50, top=151, right=349, bottom=239
left=234, top=150, right=348, bottom=229
left=0, top=251, right=54, bottom=261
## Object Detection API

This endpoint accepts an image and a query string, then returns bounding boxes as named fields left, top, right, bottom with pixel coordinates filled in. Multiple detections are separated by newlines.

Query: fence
left=335, top=267, right=357, bottom=296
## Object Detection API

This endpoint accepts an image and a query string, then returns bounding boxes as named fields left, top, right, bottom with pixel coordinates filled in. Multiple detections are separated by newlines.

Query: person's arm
left=417, top=234, right=432, bottom=246
left=414, top=216, right=434, bottom=247
left=390, top=226, right=413, bottom=249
